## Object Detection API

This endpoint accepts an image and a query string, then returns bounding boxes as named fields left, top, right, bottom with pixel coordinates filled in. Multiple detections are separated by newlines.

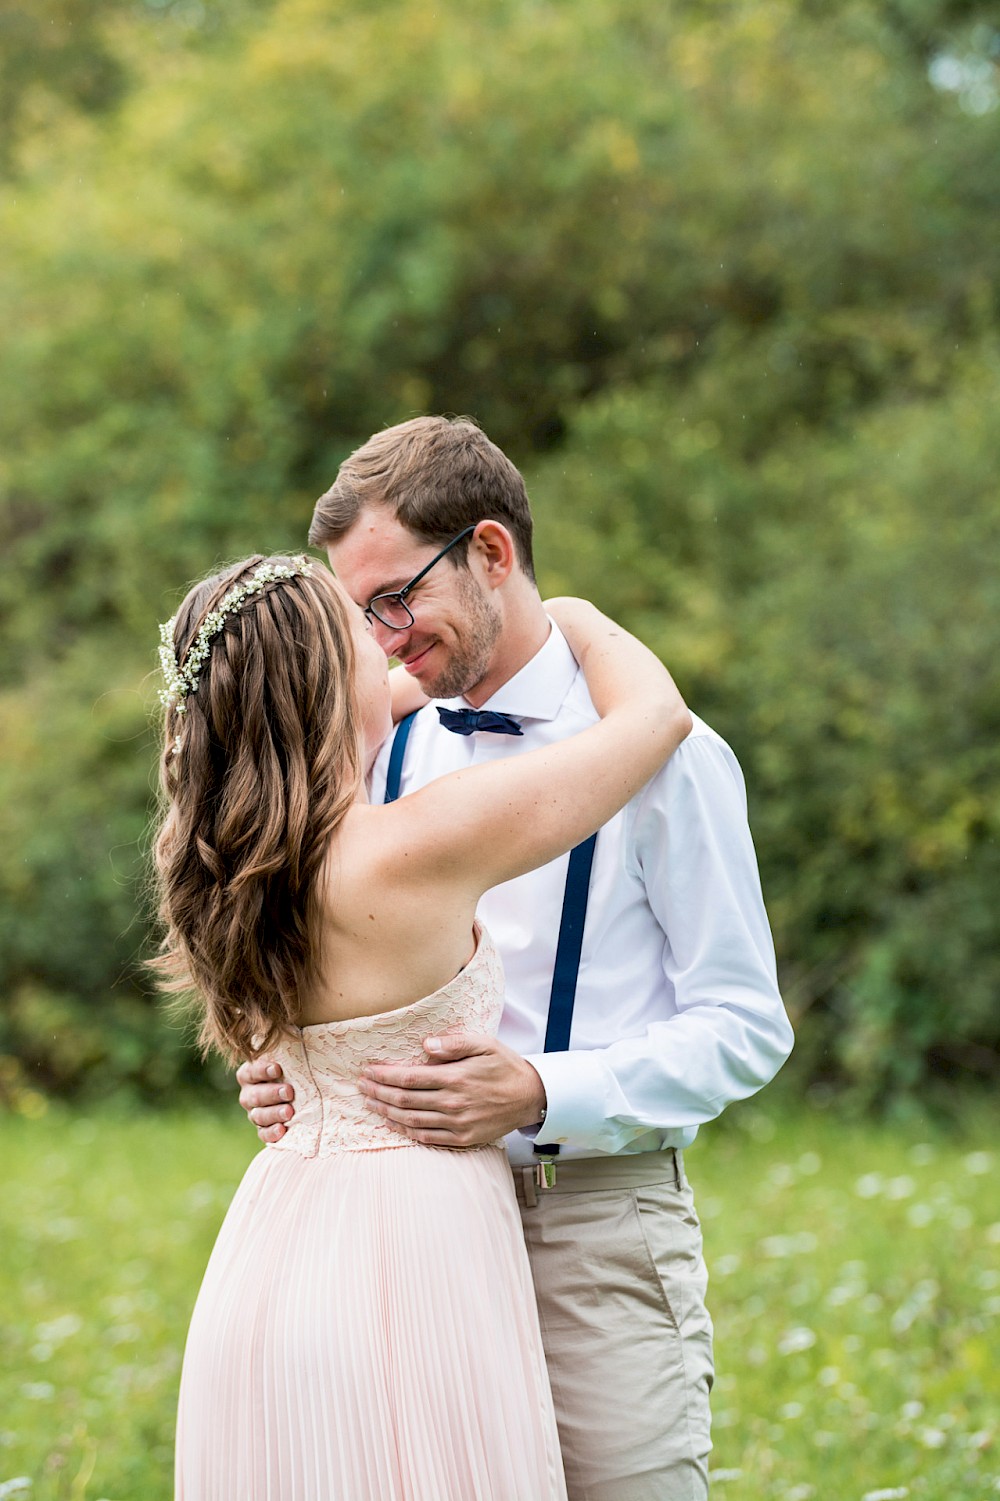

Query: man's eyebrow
left=329, top=568, right=408, bottom=607
left=367, top=574, right=413, bottom=600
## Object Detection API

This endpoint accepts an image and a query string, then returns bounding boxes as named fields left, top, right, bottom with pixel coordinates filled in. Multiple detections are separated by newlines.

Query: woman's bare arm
left=385, top=600, right=691, bottom=896
left=236, top=602, right=688, bottom=1140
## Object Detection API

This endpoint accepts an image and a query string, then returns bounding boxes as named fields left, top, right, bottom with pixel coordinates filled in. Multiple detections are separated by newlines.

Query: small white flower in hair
left=158, top=557, right=313, bottom=746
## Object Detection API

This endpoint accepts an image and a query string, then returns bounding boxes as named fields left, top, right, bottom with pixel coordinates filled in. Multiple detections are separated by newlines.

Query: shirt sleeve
left=369, top=742, right=391, bottom=805
left=524, top=731, right=794, bottom=1152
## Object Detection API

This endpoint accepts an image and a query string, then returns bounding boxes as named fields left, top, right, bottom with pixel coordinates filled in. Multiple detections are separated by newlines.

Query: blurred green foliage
left=0, top=0, right=998, bottom=1103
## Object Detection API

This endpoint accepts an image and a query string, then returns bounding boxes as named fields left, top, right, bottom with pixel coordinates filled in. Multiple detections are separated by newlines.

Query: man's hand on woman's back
left=236, top=1058, right=295, bottom=1143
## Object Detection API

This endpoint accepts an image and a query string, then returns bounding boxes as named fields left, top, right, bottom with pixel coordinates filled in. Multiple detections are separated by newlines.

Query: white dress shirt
left=371, top=621, right=794, bottom=1165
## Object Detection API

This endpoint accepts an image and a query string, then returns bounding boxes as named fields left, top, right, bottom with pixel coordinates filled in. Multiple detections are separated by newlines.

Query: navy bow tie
left=437, top=706, right=523, bottom=737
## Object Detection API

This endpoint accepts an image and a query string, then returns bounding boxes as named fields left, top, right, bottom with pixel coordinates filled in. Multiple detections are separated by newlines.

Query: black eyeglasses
left=364, top=525, right=478, bottom=630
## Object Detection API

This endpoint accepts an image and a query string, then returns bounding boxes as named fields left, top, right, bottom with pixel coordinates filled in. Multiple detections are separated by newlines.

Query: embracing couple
left=154, top=416, right=793, bottom=1500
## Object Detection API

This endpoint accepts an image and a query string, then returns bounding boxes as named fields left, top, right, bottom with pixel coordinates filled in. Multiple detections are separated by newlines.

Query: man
left=238, top=415, right=794, bottom=1500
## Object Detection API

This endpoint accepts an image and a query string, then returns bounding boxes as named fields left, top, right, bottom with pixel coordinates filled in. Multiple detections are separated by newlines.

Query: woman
left=153, top=553, right=690, bottom=1501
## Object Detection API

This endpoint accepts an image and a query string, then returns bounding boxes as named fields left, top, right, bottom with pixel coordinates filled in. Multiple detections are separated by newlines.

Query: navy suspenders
left=384, top=711, right=419, bottom=805
left=533, top=829, right=596, bottom=1158
left=540, top=833, right=597, bottom=1054
left=383, top=712, right=596, bottom=1162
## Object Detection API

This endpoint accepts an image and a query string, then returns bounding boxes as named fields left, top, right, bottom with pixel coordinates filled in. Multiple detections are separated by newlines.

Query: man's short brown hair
left=308, top=416, right=536, bottom=580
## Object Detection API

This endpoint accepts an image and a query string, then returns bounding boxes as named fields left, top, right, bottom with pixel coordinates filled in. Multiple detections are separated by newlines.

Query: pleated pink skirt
left=175, top=1142, right=566, bottom=1500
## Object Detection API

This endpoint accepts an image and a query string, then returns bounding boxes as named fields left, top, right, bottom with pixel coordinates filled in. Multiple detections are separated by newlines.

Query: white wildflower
left=919, top=1427, right=947, bottom=1448
left=826, top=1284, right=858, bottom=1307
left=855, top=1172, right=884, bottom=1198
left=108, top=1323, right=141, bottom=1345
left=778, top=1325, right=817, bottom=1355
left=761, top=1231, right=818, bottom=1259
left=891, top=1280, right=939, bottom=1335
left=19, top=1384, right=54, bottom=1401
left=44, top=1217, right=81, bottom=1242
left=33, top=1314, right=81, bottom=1344
left=761, top=1235, right=795, bottom=1258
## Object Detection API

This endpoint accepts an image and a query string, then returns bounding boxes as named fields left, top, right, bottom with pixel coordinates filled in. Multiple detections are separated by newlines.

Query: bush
left=1, top=0, right=998, bottom=1099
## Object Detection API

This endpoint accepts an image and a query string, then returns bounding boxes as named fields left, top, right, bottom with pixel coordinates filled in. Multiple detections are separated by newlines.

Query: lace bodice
left=267, top=926, right=504, bottom=1157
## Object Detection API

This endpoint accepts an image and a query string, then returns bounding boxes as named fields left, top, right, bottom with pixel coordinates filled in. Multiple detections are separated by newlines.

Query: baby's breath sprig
left=158, top=557, right=313, bottom=748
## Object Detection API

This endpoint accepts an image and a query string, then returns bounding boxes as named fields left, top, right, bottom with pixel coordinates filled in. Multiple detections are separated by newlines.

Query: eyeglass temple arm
left=398, top=524, right=478, bottom=601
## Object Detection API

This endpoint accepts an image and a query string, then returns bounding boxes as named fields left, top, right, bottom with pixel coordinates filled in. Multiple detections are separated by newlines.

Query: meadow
left=1, top=1093, right=997, bottom=1501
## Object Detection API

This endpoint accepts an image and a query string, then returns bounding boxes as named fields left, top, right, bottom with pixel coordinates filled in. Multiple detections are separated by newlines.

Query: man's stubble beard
left=422, top=571, right=503, bottom=700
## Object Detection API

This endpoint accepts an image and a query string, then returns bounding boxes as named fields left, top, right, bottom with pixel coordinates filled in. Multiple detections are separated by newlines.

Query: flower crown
left=158, top=557, right=313, bottom=724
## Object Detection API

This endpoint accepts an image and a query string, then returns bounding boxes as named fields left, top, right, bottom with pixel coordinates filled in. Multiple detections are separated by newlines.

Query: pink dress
left=175, top=927, right=566, bottom=1500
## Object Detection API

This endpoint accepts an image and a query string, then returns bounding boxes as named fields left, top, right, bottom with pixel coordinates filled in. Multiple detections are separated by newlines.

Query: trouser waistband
left=512, top=1148, right=684, bottom=1208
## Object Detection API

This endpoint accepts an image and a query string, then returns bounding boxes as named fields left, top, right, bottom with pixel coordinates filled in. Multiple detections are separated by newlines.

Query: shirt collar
left=437, top=619, right=580, bottom=723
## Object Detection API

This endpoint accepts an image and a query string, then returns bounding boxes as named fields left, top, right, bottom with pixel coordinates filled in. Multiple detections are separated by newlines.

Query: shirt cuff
left=521, top=1049, right=612, bottom=1152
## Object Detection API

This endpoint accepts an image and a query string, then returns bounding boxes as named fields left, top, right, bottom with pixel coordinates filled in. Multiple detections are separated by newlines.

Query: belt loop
left=672, top=1148, right=682, bottom=1189
left=520, top=1166, right=538, bottom=1209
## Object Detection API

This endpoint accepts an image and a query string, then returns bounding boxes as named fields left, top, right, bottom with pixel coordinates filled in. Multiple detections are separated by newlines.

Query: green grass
left=694, top=1096, right=1000, bottom=1501
left=1, top=1096, right=998, bottom=1501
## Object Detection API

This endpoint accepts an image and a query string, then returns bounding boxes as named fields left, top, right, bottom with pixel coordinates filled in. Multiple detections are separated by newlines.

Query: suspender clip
left=534, top=1158, right=557, bottom=1190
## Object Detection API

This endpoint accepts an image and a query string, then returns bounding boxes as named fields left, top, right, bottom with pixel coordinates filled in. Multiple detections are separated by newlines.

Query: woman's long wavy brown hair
left=149, top=555, right=362, bottom=1063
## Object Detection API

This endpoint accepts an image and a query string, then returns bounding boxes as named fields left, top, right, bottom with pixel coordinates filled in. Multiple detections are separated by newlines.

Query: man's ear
left=470, top=520, right=516, bottom=590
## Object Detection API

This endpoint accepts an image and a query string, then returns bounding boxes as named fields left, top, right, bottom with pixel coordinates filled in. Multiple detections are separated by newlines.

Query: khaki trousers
left=513, top=1151, right=714, bottom=1501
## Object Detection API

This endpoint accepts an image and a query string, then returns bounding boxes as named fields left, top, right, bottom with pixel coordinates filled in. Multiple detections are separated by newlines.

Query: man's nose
left=372, top=618, right=409, bottom=655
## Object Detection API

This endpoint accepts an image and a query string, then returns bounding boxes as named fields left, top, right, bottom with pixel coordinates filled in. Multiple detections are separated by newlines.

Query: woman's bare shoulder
left=308, top=802, right=479, bottom=1019
left=316, top=799, right=450, bottom=919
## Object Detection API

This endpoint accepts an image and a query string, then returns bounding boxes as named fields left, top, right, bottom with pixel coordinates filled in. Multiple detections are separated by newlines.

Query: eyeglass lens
left=367, top=525, right=478, bottom=631
left=369, top=596, right=414, bottom=629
